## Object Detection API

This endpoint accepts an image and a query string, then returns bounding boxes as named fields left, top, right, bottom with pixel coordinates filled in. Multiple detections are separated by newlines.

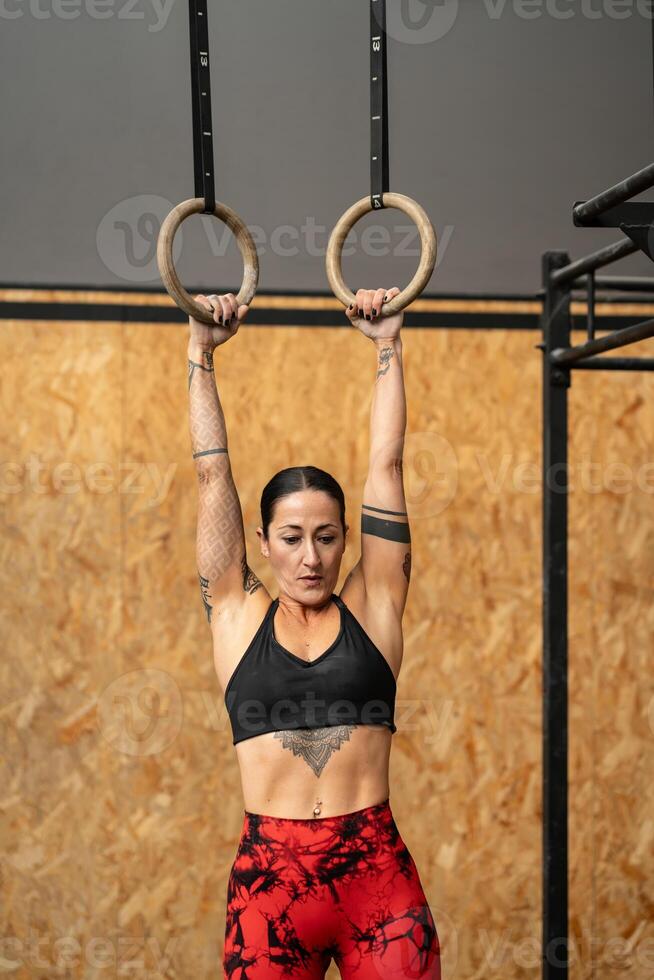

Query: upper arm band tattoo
left=362, top=503, right=407, bottom=517
left=361, top=512, right=411, bottom=543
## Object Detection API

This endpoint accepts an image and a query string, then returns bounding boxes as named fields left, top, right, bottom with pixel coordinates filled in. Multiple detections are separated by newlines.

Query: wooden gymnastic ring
left=157, top=197, right=259, bottom=325
left=326, top=192, right=437, bottom=316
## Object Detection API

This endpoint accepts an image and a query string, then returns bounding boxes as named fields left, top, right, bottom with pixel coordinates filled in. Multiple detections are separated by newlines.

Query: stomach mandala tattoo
left=273, top=726, right=356, bottom=776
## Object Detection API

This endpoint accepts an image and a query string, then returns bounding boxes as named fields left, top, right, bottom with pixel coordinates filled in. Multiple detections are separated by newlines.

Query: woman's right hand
left=188, top=293, right=249, bottom=351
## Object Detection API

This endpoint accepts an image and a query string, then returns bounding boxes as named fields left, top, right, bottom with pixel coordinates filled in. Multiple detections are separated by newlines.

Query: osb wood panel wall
left=0, top=308, right=652, bottom=979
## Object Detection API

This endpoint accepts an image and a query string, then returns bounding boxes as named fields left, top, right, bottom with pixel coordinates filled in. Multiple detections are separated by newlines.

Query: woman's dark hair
left=260, top=466, right=346, bottom=540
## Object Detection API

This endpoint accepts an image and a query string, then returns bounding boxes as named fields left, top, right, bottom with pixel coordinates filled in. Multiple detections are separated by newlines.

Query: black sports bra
left=224, top=593, right=397, bottom=745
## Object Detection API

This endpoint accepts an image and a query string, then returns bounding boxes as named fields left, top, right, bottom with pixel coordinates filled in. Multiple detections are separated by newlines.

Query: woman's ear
left=256, top=526, right=269, bottom=557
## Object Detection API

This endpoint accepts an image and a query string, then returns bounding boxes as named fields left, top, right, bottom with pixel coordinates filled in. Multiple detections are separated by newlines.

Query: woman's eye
left=283, top=536, right=334, bottom=544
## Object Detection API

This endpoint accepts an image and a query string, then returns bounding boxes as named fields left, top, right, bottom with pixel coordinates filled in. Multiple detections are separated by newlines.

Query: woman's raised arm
left=187, top=293, right=253, bottom=625
left=345, top=287, right=411, bottom=619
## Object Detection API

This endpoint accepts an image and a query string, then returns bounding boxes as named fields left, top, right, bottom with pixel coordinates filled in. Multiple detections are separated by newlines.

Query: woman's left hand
left=345, top=287, right=403, bottom=341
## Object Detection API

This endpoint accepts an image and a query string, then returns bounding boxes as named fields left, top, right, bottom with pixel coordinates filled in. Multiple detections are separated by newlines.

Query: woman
left=187, top=289, right=441, bottom=979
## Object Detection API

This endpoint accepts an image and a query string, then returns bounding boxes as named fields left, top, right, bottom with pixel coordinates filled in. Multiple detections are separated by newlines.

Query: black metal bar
left=571, top=201, right=654, bottom=229
left=573, top=162, right=654, bottom=225
left=570, top=275, right=654, bottom=293
left=541, top=252, right=571, bottom=980
left=188, top=0, right=215, bottom=213
left=567, top=357, right=654, bottom=371
left=586, top=273, right=595, bottom=341
left=370, top=0, right=389, bottom=210
left=550, top=315, right=654, bottom=365
left=621, top=224, right=654, bottom=262
left=551, top=239, right=639, bottom=286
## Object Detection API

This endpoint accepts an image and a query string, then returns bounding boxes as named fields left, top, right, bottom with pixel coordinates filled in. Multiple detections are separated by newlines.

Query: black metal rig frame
left=539, top=98, right=654, bottom=980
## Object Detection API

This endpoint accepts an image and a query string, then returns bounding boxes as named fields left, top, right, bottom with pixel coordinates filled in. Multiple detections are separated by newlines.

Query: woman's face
left=258, top=490, right=348, bottom=603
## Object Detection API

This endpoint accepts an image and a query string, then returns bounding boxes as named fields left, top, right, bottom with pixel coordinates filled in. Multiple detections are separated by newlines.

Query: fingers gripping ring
left=326, top=193, right=437, bottom=316
left=157, top=198, right=259, bottom=325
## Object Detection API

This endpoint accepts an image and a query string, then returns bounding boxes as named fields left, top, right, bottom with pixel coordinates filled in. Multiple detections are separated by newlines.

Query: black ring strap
left=370, top=0, right=390, bottom=210
left=189, top=0, right=216, bottom=214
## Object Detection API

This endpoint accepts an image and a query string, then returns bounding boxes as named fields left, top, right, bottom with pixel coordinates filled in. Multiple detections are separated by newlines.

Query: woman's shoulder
left=210, top=572, right=274, bottom=690
left=339, top=576, right=403, bottom=680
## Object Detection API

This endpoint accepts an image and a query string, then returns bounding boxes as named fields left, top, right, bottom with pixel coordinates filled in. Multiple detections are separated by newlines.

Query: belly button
left=312, top=798, right=322, bottom=817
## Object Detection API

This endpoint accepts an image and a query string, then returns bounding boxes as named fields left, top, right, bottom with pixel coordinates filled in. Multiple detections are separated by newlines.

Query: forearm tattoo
left=188, top=350, right=214, bottom=390
left=376, top=345, right=395, bottom=380
left=273, top=726, right=355, bottom=776
left=189, top=345, right=246, bottom=599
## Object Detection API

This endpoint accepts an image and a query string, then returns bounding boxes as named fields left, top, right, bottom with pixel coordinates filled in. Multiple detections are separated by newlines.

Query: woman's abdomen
left=235, top=723, right=393, bottom=818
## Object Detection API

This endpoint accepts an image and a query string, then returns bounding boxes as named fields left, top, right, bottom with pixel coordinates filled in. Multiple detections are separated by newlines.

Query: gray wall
left=1, top=0, right=653, bottom=295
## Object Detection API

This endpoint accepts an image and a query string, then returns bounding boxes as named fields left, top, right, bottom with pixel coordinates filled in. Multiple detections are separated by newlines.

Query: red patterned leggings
left=223, top=798, right=441, bottom=978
